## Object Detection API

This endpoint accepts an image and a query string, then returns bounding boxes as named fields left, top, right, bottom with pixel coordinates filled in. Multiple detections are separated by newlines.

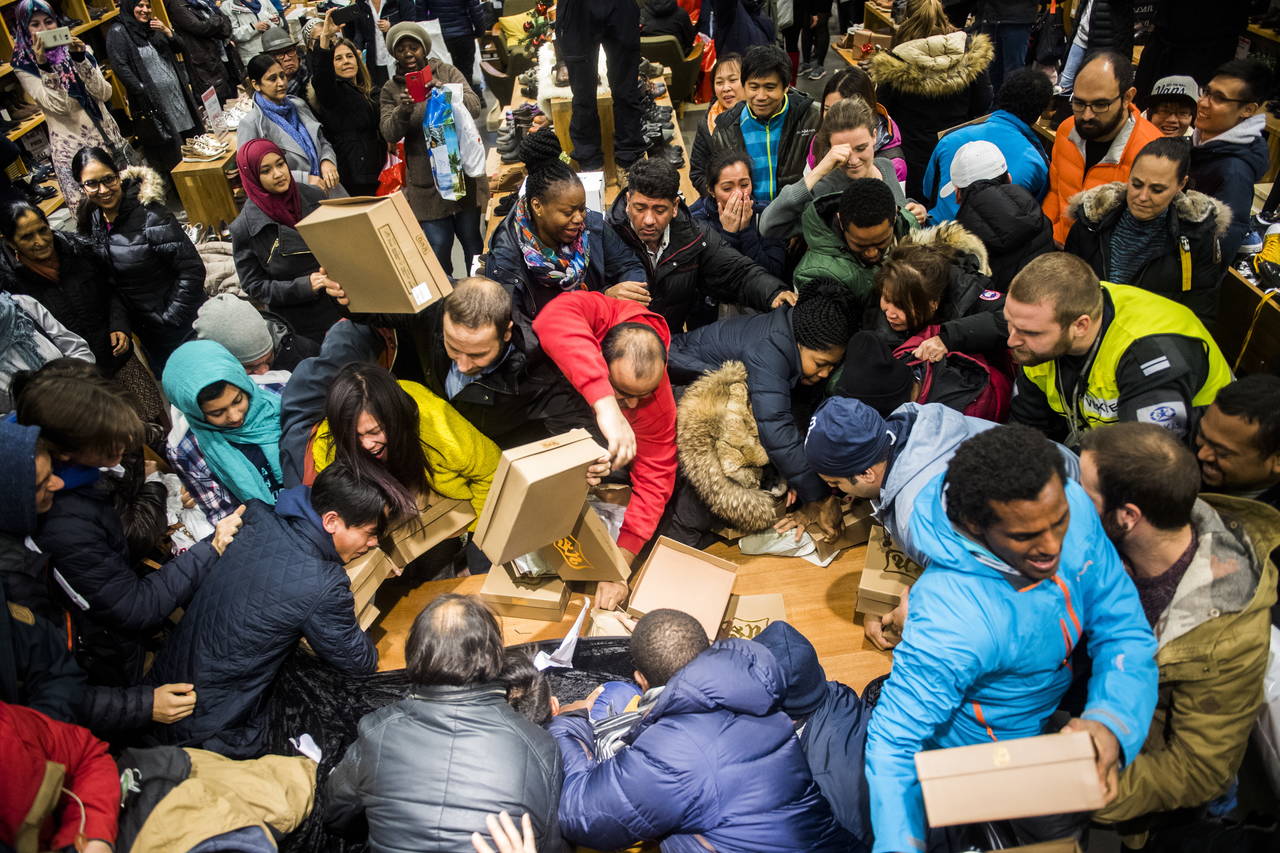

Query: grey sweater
left=759, top=157, right=907, bottom=240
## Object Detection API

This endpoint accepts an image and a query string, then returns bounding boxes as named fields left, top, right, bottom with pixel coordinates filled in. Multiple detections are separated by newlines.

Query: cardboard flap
left=544, top=503, right=632, bottom=583
left=317, top=195, right=384, bottom=206
left=915, top=732, right=1096, bottom=780
left=628, top=537, right=738, bottom=641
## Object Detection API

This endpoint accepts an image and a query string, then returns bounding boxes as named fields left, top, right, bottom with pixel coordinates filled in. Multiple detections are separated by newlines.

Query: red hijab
left=236, top=138, right=303, bottom=227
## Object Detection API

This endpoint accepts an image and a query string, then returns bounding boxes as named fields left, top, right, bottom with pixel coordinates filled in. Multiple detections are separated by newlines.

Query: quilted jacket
left=146, top=486, right=377, bottom=757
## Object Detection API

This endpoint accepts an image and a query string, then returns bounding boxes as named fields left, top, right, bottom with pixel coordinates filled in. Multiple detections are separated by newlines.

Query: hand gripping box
left=295, top=192, right=452, bottom=314
left=856, top=524, right=923, bottom=618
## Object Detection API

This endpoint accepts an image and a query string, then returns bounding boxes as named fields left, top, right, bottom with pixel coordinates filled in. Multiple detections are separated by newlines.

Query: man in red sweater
left=0, top=701, right=119, bottom=853
left=533, top=291, right=677, bottom=607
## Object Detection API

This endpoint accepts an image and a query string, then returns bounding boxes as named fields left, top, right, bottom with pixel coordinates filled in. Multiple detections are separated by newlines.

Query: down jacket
left=79, top=166, right=206, bottom=349
left=954, top=177, right=1055, bottom=292
left=668, top=306, right=828, bottom=504
left=869, top=32, right=995, bottom=200
left=606, top=194, right=788, bottom=333
left=794, top=191, right=919, bottom=302
left=922, top=108, right=1050, bottom=220
left=147, top=487, right=378, bottom=757
left=549, top=639, right=855, bottom=852
left=705, top=90, right=821, bottom=202
left=1064, top=182, right=1232, bottom=323
left=325, top=685, right=567, bottom=852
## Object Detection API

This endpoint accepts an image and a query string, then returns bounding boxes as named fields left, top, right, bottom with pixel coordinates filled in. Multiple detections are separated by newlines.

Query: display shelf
left=72, top=8, right=118, bottom=36
left=6, top=110, right=43, bottom=141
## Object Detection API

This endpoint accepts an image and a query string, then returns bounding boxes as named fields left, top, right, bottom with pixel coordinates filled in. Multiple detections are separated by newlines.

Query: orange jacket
left=1043, top=104, right=1163, bottom=244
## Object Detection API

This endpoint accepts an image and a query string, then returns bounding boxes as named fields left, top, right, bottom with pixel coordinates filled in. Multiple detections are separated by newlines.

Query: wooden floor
left=368, top=541, right=894, bottom=692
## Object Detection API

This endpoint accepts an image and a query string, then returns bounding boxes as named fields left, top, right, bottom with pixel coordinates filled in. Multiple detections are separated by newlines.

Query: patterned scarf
left=254, top=91, right=321, bottom=176
left=514, top=195, right=590, bottom=292
left=0, top=292, right=45, bottom=372
left=13, top=0, right=103, bottom=123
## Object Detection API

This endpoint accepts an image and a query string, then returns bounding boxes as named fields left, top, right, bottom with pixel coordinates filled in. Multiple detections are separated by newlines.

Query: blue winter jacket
left=412, top=0, right=484, bottom=39
left=548, top=638, right=854, bottom=852
left=865, top=473, right=1158, bottom=853
left=689, top=195, right=787, bottom=278
left=922, top=110, right=1050, bottom=221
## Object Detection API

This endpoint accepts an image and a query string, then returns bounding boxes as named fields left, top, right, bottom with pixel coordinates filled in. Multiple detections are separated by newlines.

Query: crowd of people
left=3, top=0, right=1280, bottom=851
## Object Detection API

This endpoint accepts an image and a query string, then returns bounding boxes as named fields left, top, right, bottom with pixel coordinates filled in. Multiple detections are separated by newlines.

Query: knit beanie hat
left=193, top=294, right=273, bottom=365
left=754, top=621, right=827, bottom=718
left=804, top=396, right=893, bottom=477
left=386, top=20, right=432, bottom=56
left=829, top=331, right=914, bottom=417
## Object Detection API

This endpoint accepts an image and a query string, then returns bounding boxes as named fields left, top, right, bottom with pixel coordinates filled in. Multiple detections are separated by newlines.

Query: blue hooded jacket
left=865, top=472, right=1158, bottom=853
left=549, top=638, right=854, bottom=852
left=923, top=110, right=1050, bottom=221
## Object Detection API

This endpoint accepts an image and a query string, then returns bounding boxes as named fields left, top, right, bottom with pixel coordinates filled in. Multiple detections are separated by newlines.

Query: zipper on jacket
left=1179, top=236, right=1192, bottom=291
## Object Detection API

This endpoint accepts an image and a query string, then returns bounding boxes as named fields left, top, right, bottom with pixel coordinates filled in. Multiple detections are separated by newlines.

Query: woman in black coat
left=166, top=0, right=236, bottom=103
left=308, top=12, right=385, bottom=197
left=73, top=149, right=206, bottom=372
left=343, top=0, right=402, bottom=86
left=0, top=201, right=132, bottom=375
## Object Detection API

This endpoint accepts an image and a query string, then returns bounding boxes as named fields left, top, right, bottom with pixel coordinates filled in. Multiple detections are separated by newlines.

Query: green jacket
left=793, top=193, right=918, bottom=302
left=1097, top=494, right=1278, bottom=829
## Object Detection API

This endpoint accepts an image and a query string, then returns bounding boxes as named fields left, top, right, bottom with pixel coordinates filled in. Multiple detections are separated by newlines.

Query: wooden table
left=863, top=3, right=896, bottom=33
left=1217, top=268, right=1280, bottom=375
left=170, top=132, right=238, bottom=231
left=368, top=541, right=894, bottom=693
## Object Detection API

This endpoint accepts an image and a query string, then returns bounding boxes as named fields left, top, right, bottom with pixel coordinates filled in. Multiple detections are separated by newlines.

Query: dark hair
left=821, top=66, right=876, bottom=113
left=876, top=244, right=952, bottom=331
left=793, top=279, right=856, bottom=351
left=626, top=157, right=680, bottom=203
left=1212, top=58, right=1274, bottom=104
left=310, top=461, right=395, bottom=535
left=0, top=199, right=48, bottom=241
left=994, top=68, right=1054, bottom=126
left=1133, top=136, right=1192, bottom=182
left=9, top=356, right=101, bottom=401
left=521, top=127, right=580, bottom=206
left=814, top=97, right=878, bottom=162
left=245, top=52, right=282, bottom=86
left=630, top=608, right=709, bottom=686
left=602, top=322, right=667, bottom=377
left=1213, top=374, right=1280, bottom=458
left=1079, top=423, right=1200, bottom=531
left=16, top=369, right=144, bottom=460
left=740, top=44, right=790, bottom=88
left=711, top=52, right=742, bottom=79
left=70, top=146, right=118, bottom=184
left=196, top=380, right=235, bottom=408
left=500, top=649, right=552, bottom=724
left=706, top=149, right=753, bottom=190
left=443, top=277, right=512, bottom=335
left=1008, top=252, right=1103, bottom=327
left=405, top=594, right=505, bottom=686
left=837, top=177, right=897, bottom=229
left=1079, top=50, right=1134, bottom=94
left=325, top=363, right=431, bottom=518
left=945, top=425, right=1067, bottom=532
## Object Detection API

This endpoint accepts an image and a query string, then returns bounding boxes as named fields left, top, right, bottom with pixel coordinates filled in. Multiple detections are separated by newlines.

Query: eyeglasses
left=1070, top=94, right=1122, bottom=114
left=1201, top=87, right=1255, bottom=107
left=81, top=174, right=119, bottom=191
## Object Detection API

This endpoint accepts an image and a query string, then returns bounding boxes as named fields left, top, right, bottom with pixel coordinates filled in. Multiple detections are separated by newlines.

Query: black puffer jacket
left=229, top=182, right=344, bottom=345
left=705, top=91, right=821, bottom=203
left=79, top=166, right=206, bottom=334
left=0, top=232, right=131, bottom=374
left=147, top=487, right=377, bottom=758
left=1063, top=182, right=1231, bottom=323
left=642, top=0, right=695, bottom=51
left=606, top=195, right=787, bottom=333
left=308, top=45, right=385, bottom=195
left=325, top=686, right=566, bottom=852
left=668, top=306, right=828, bottom=503
left=955, top=178, right=1054, bottom=292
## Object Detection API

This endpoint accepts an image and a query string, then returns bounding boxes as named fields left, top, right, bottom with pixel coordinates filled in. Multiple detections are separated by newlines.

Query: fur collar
left=898, top=220, right=991, bottom=275
left=869, top=32, right=994, bottom=97
left=120, top=165, right=167, bottom=206
left=1066, top=182, right=1232, bottom=237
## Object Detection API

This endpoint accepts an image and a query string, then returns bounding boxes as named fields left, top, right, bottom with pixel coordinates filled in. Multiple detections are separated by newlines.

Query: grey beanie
left=385, top=20, right=432, bottom=56
left=194, top=294, right=273, bottom=364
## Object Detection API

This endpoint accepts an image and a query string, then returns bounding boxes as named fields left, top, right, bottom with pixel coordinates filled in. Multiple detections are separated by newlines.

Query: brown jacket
left=1097, top=495, right=1279, bottom=828
left=378, top=59, right=484, bottom=222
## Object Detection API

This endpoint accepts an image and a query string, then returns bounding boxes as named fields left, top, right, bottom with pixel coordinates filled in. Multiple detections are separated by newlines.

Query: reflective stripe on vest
left=1021, top=282, right=1234, bottom=429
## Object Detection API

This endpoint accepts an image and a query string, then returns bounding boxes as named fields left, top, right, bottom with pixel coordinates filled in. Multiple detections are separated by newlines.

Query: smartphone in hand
left=405, top=69, right=430, bottom=102
left=39, top=27, right=72, bottom=48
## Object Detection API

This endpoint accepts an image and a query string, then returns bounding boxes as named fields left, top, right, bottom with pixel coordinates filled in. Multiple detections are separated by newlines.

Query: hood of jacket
left=1193, top=113, right=1268, bottom=160
left=0, top=419, right=40, bottom=535
left=121, top=165, right=167, bottom=207
left=753, top=621, right=828, bottom=718
left=272, top=483, right=341, bottom=563
left=1067, top=181, right=1232, bottom=238
left=957, top=179, right=1053, bottom=252
left=879, top=403, right=990, bottom=517
left=897, top=219, right=991, bottom=276
left=870, top=32, right=994, bottom=97
left=646, top=0, right=680, bottom=16
left=675, top=360, right=781, bottom=532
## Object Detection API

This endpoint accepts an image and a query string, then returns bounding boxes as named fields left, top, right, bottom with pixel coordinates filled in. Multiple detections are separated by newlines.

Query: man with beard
left=1042, top=50, right=1162, bottom=244
left=1079, top=423, right=1275, bottom=842
left=1006, top=253, right=1230, bottom=447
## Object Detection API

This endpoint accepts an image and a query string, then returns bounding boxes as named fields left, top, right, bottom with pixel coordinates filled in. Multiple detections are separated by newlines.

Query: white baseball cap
left=947, top=140, right=1008, bottom=195
left=1149, top=75, right=1200, bottom=108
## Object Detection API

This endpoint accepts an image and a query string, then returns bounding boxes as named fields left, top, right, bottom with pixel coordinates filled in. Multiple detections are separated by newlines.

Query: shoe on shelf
left=1239, top=228, right=1265, bottom=257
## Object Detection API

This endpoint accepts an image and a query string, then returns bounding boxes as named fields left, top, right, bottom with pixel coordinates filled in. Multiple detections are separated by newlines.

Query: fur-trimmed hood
left=120, top=165, right=167, bottom=206
left=1066, top=181, right=1232, bottom=238
left=869, top=32, right=994, bottom=97
left=676, top=361, right=783, bottom=532
left=897, top=220, right=992, bottom=275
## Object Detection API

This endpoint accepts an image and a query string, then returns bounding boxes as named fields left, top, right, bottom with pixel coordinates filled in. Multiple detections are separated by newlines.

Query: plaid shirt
left=165, top=373, right=289, bottom=526
left=740, top=94, right=791, bottom=203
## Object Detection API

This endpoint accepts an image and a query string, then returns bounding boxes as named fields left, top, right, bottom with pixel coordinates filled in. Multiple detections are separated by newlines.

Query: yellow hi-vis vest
left=1021, top=282, right=1233, bottom=430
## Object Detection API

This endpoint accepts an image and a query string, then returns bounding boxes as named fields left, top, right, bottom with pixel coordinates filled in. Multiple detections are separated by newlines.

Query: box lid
left=545, top=503, right=632, bottom=583
left=480, top=564, right=569, bottom=610
left=915, top=731, right=1096, bottom=781
left=718, top=593, right=786, bottom=640
left=628, top=537, right=738, bottom=641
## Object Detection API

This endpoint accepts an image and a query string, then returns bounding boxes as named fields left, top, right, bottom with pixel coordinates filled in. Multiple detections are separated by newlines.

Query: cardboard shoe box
left=386, top=492, right=476, bottom=568
left=474, top=429, right=607, bottom=565
left=479, top=562, right=571, bottom=621
left=837, top=29, right=892, bottom=51
left=627, top=537, right=738, bottom=641
left=856, top=524, right=923, bottom=618
left=718, top=593, right=786, bottom=640
left=295, top=192, right=452, bottom=314
left=915, top=731, right=1106, bottom=827
left=993, top=842, right=1083, bottom=853
left=809, top=500, right=875, bottom=562
left=345, top=548, right=396, bottom=615
left=541, top=503, right=632, bottom=584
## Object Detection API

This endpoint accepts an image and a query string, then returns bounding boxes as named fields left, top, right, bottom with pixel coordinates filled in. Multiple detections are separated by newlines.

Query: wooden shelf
left=72, top=8, right=118, bottom=36
left=36, top=178, right=63, bottom=216
left=1248, top=23, right=1280, bottom=45
left=7, top=111, right=44, bottom=141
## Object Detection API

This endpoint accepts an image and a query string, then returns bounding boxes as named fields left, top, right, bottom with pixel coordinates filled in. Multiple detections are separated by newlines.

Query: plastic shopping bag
left=444, top=83, right=486, bottom=178
left=375, top=142, right=405, bottom=196
left=423, top=87, right=466, bottom=201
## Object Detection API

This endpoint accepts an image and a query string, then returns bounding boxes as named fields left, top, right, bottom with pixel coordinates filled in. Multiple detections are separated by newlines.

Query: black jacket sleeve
left=301, top=573, right=378, bottom=675
left=690, top=121, right=713, bottom=198
left=6, top=607, right=86, bottom=725
left=937, top=300, right=1008, bottom=355
left=104, top=25, right=148, bottom=107
left=721, top=220, right=787, bottom=279
left=745, top=351, right=827, bottom=503
left=1010, top=370, right=1068, bottom=442
left=79, top=683, right=154, bottom=733
left=696, top=225, right=786, bottom=310
left=1114, top=333, right=1211, bottom=440
left=151, top=206, right=208, bottom=327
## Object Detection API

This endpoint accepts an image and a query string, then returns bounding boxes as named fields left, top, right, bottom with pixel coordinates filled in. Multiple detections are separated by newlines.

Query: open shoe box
left=627, top=537, right=739, bottom=641
left=809, top=500, right=875, bottom=562
left=855, top=524, right=923, bottom=618
left=479, top=562, right=571, bottom=621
